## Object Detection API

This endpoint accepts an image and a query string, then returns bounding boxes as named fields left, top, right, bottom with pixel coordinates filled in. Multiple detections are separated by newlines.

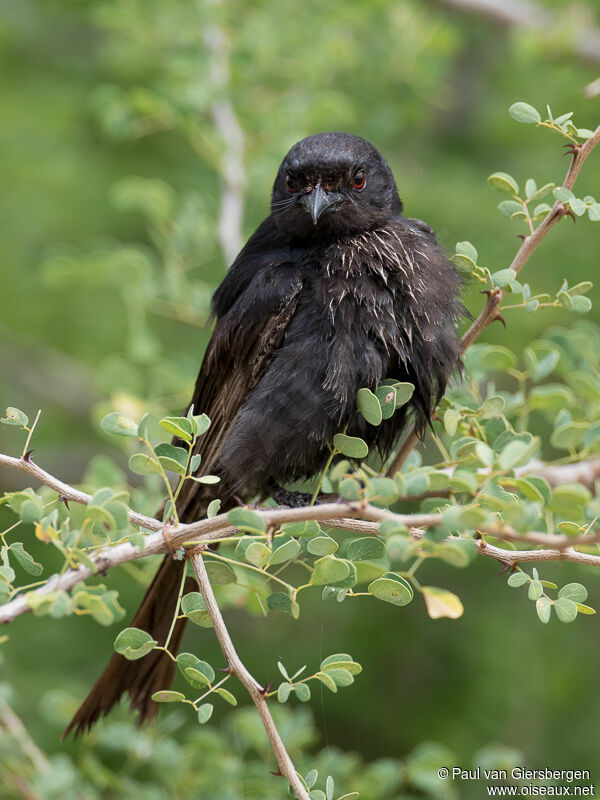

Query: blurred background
left=1, top=0, right=600, bottom=797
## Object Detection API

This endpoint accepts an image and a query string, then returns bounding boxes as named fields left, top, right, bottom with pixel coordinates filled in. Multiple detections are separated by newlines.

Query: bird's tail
left=63, top=554, right=195, bottom=738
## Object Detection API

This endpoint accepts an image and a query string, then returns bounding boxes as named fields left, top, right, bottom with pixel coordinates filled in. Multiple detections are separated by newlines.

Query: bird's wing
left=174, top=243, right=303, bottom=522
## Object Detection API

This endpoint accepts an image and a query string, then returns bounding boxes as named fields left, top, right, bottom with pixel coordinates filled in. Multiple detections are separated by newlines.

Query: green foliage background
left=1, top=1, right=600, bottom=797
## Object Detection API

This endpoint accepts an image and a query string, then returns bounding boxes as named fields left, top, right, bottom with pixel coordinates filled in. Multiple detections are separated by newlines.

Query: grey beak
left=299, top=184, right=341, bottom=224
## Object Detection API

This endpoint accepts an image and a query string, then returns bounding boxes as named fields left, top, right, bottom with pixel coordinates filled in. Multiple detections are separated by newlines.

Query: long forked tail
left=63, top=554, right=194, bottom=738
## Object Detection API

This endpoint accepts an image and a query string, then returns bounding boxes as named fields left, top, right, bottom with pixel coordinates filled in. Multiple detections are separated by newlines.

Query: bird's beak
left=299, top=184, right=342, bottom=225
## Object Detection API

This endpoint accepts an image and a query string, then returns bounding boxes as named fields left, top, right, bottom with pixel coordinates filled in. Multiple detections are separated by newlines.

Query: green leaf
left=356, top=388, right=382, bottom=426
left=465, top=344, right=516, bottom=372
left=100, top=412, right=138, bottom=438
left=184, top=660, right=215, bottom=685
left=267, top=592, right=299, bottom=617
left=281, top=520, right=321, bottom=538
left=277, top=682, right=292, bottom=703
left=2, top=407, right=29, bottom=427
left=114, top=627, right=157, bottom=660
left=570, top=198, right=587, bottom=216
left=529, top=385, right=574, bottom=414
left=507, top=572, right=529, bottom=588
left=571, top=295, right=592, bottom=313
left=191, top=413, right=211, bottom=436
left=159, top=416, right=194, bottom=442
left=550, top=422, right=587, bottom=450
left=207, top=499, right=221, bottom=518
left=245, top=541, right=271, bottom=567
left=588, top=203, right=600, bottom=221
left=151, top=690, right=185, bottom=703
left=321, top=661, right=362, bottom=676
left=315, top=671, right=338, bottom=692
left=374, top=386, right=397, bottom=419
left=509, top=102, right=541, bottom=124
left=366, top=477, right=398, bottom=505
left=347, top=537, right=386, bottom=561
left=197, top=703, right=214, bottom=724
left=558, top=583, right=587, bottom=602
left=205, top=559, right=236, bottom=584
left=575, top=603, right=596, bottom=616
left=9, top=543, right=42, bottom=576
left=190, top=454, right=202, bottom=473
left=294, top=683, right=311, bottom=702
left=499, top=438, right=538, bottom=470
left=536, top=597, right=552, bottom=624
left=128, top=453, right=161, bottom=476
left=455, top=241, right=478, bottom=262
left=189, top=474, right=221, bottom=485
left=444, top=409, right=460, bottom=436
left=319, top=654, right=351, bottom=671
left=553, top=186, right=575, bottom=202
left=269, top=539, right=301, bottom=565
left=181, top=592, right=212, bottom=627
left=368, top=573, right=413, bottom=606
left=324, top=668, right=354, bottom=687
left=307, top=536, right=339, bottom=556
left=474, top=442, right=494, bottom=467
left=528, top=580, right=543, bottom=601
left=553, top=597, right=578, bottom=623
left=215, top=687, right=237, bottom=705
left=311, top=555, right=351, bottom=585
left=497, top=200, right=523, bottom=217
left=488, top=171, right=519, bottom=195
left=338, top=477, right=362, bottom=500
left=333, top=433, right=369, bottom=459
left=491, top=269, right=516, bottom=288
left=154, top=442, right=188, bottom=475
left=227, top=507, right=267, bottom=534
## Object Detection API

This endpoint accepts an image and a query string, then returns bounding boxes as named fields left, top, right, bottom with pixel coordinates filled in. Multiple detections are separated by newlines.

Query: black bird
left=65, top=132, right=463, bottom=736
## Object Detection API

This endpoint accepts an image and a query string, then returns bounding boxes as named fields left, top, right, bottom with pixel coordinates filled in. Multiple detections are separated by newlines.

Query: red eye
left=353, top=170, right=366, bottom=191
left=285, top=174, right=295, bottom=193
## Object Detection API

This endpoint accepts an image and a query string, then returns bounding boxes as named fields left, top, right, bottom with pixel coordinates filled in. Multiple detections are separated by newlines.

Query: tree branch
left=2, top=450, right=600, bottom=625
left=387, top=121, right=600, bottom=476
left=189, top=548, right=309, bottom=799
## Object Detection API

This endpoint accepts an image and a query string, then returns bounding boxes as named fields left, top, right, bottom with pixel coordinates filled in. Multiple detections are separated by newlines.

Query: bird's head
left=271, top=132, right=402, bottom=240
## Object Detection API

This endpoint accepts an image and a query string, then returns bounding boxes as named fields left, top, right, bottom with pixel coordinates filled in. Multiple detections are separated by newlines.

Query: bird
left=65, top=131, right=463, bottom=737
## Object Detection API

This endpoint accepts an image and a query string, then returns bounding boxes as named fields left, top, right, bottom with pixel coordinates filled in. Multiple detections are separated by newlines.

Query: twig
left=0, top=698, right=50, bottom=775
left=21, top=410, right=41, bottom=460
left=2, top=451, right=600, bottom=625
left=189, top=548, right=309, bottom=798
left=387, top=121, right=600, bottom=476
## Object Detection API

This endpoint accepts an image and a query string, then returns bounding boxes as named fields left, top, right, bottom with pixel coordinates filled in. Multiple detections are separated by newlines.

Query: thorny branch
left=386, top=121, right=600, bottom=476
left=189, top=549, right=309, bottom=799
left=2, top=451, right=600, bottom=626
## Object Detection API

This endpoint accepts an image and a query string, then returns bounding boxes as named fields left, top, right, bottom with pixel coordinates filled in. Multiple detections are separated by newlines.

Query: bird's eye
left=285, top=174, right=296, bottom=193
left=353, top=170, right=366, bottom=191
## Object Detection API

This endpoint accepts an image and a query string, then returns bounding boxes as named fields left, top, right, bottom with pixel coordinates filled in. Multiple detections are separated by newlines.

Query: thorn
left=562, top=143, right=580, bottom=158
left=496, top=562, right=513, bottom=575
left=517, top=234, right=527, bottom=241
left=58, top=495, right=71, bottom=510
left=494, top=314, right=507, bottom=329
left=269, top=770, right=283, bottom=777
left=557, top=205, right=576, bottom=224
left=259, top=682, right=273, bottom=696
left=219, top=664, right=233, bottom=674
left=22, top=449, right=35, bottom=463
